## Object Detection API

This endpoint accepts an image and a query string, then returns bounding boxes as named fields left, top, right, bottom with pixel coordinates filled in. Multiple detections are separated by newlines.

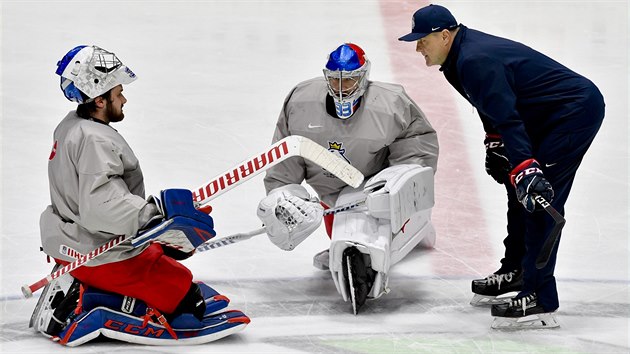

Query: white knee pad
left=364, top=165, right=435, bottom=233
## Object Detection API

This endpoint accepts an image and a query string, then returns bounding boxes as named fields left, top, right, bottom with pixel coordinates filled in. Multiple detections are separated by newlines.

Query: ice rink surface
left=1, top=0, right=628, bottom=352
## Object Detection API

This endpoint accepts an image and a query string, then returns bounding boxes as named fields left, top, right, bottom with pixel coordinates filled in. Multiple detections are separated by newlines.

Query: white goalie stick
left=22, top=135, right=364, bottom=298
left=191, top=135, right=363, bottom=206
left=534, top=195, right=566, bottom=269
left=195, top=198, right=367, bottom=252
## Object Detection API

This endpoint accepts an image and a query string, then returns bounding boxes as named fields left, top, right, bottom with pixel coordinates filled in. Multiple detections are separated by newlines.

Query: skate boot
left=313, top=249, right=330, bottom=270
left=29, top=264, right=82, bottom=337
left=470, top=269, right=522, bottom=306
left=342, top=246, right=376, bottom=315
left=491, top=293, right=559, bottom=329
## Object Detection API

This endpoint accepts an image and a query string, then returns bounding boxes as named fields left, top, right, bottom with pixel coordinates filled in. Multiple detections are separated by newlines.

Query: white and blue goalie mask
left=323, top=43, right=371, bottom=119
left=55, top=45, right=137, bottom=103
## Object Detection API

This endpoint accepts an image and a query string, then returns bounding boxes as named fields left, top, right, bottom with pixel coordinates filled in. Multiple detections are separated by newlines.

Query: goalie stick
left=534, top=195, right=566, bottom=269
left=22, top=136, right=364, bottom=298
left=192, top=135, right=363, bottom=206
left=195, top=198, right=368, bottom=252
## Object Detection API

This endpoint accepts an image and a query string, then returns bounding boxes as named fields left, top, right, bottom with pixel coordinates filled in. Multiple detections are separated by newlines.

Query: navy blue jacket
left=440, top=25, right=604, bottom=167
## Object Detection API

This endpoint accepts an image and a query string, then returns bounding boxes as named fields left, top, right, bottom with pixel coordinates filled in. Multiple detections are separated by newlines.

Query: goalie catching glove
left=257, top=184, right=323, bottom=251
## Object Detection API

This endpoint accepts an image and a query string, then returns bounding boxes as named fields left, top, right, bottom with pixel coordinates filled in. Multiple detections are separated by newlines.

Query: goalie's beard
left=106, top=100, right=125, bottom=123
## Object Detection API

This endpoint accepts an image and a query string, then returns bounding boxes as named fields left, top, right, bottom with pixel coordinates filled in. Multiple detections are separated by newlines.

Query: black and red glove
left=484, top=134, right=511, bottom=184
left=510, top=158, right=554, bottom=213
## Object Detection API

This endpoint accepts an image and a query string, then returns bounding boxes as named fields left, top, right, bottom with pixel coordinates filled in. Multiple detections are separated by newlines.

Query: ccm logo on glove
left=512, top=166, right=543, bottom=185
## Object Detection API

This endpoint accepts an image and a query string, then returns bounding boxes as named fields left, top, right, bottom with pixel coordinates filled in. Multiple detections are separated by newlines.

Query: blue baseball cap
left=398, top=4, right=458, bottom=42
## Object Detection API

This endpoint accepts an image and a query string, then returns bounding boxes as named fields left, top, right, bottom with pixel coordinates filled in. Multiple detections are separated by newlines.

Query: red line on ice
left=379, top=0, right=495, bottom=275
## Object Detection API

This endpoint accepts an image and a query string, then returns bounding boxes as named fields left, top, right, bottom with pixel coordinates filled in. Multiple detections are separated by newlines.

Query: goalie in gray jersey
left=31, top=45, right=249, bottom=346
left=257, top=43, right=439, bottom=314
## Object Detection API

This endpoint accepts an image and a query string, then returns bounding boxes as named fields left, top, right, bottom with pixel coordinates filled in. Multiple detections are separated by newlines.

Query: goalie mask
left=55, top=45, right=137, bottom=103
left=323, top=43, right=371, bottom=119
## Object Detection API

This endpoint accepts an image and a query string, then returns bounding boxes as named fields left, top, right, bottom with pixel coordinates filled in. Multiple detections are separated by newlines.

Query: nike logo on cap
left=432, top=26, right=441, bottom=31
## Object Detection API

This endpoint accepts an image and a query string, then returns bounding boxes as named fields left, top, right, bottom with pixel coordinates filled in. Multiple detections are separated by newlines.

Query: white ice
left=1, top=0, right=628, bottom=353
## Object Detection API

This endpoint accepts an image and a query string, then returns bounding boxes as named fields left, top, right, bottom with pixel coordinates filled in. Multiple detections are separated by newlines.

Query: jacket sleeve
left=459, top=55, right=533, bottom=166
left=76, top=136, right=148, bottom=236
left=387, top=90, right=439, bottom=173
left=262, top=87, right=307, bottom=194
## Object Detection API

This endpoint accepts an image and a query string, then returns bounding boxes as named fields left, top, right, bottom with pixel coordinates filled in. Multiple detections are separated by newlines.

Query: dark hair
left=76, top=89, right=113, bottom=119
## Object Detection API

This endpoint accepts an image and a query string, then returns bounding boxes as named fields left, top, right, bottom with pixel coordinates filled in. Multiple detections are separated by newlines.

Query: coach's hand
left=510, top=158, right=554, bottom=213
left=484, top=134, right=511, bottom=184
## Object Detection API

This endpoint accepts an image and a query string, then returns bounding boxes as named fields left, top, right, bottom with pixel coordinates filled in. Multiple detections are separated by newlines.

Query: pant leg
left=498, top=182, right=527, bottom=273
left=522, top=112, right=604, bottom=311
left=68, top=243, right=193, bottom=314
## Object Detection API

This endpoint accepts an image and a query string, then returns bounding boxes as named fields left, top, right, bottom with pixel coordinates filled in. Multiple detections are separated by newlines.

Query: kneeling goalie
left=257, top=43, right=439, bottom=314
left=30, top=45, right=249, bottom=346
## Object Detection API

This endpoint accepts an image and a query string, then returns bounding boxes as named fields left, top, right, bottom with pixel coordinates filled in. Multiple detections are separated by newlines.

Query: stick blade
left=534, top=195, right=567, bottom=269
left=294, top=136, right=364, bottom=188
left=535, top=219, right=566, bottom=269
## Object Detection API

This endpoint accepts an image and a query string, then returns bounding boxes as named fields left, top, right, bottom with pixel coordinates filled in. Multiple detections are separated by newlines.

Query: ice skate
left=313, top=249, right=330, bottom=270
left=470, top=269, right=522, bottom=306
left=341, top=246, right=376, bottom=315
left=29, top=264, right=81, bottom=336
left=491, top=293, right=559, bottom=329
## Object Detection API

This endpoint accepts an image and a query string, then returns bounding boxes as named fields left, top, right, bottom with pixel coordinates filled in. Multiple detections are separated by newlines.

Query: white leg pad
left=328, top=186, right=393, bottom=302
left=328, top=175, right=436, bottom=301
left=390, top=208, right=435, bottom=265
left=329, top=211, right=392, bottom=302
left=365, top=165, right=434, bottom=233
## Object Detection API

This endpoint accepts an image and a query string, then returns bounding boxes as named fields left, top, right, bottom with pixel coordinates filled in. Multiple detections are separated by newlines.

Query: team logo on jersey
left=49, top=141, right=58, bottom=160
left=324, top=141, right=351, bottom=179
left=59, top=244, right=85, bottom=260
left=328, top=141, right=350, bottom=164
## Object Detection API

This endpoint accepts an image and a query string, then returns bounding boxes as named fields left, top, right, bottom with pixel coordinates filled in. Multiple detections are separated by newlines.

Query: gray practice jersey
left=40, top=111, right=153, bottom=266
left=264, top=78, right=439, bottom=206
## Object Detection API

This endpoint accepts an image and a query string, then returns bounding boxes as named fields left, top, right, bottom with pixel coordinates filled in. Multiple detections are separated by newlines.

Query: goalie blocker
left=132, top=189, right=217, bottom=259
left=329, top=165, right=436, bottom=314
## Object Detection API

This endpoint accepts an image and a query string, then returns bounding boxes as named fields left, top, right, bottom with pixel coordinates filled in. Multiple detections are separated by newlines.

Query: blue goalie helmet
left=323, top=43, right=371, bottom=119
left=55, top=45, right=137, bottom=103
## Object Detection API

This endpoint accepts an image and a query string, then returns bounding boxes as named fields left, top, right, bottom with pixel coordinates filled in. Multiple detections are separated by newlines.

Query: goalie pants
left=57, top=243, right=192, bottom=314
left=499, top=96, right=605, bottom=312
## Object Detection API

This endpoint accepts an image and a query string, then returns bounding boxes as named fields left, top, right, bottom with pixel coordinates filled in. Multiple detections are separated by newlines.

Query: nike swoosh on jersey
left=308, top=123, right=323, bottom=129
